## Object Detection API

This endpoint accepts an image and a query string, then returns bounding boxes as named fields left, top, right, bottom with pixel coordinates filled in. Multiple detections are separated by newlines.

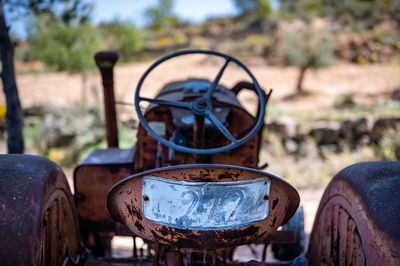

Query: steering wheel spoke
left=139, top=97, right=192, bottom=109
left=204, top=57, right=231, bottom=100
left=206, top=111, right=238, bottom=144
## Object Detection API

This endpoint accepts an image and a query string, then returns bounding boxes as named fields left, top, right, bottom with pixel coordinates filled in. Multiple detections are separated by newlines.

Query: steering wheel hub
left=192, top=97, right=211, bottom=115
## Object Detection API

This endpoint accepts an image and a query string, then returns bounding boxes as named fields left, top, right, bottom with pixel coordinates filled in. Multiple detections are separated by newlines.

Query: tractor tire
left=0, top=155, right=84, bottom=266
left=272, top=206, right=305, bottom=260
left=307, top=161, right=400, bottom=266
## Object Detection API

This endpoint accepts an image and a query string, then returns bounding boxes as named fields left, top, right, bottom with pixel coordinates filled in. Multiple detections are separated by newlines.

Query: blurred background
left=0, top=1, right=400, bottom=249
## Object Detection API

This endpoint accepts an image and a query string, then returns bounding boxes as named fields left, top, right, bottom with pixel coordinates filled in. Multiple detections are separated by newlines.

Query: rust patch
left=272, top=198, right=279, bottom=210
left=218, top=226, right=260, bottom=241
left=125, top=201, right=142, bottom=221
left=217, top=172, right=231, bottom=179
left=134, top=220, right=145, bottom=233
left=272, top=216, right=277, bottom=227
left=175, top=231, right=203, bottom=247
left=187, top=174, right=213, bottom=182
left=151, top=227, right=203, bottom=248
left=217, top=171, right=240, bottom=180
left=151, top=225, right=262, bottom=249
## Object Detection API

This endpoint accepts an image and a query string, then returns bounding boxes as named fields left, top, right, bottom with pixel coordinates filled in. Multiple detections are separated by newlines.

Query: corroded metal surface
left=216, top=106, right=261, bottom=167
left=136, top=104, right=261, bottom=169
left=107, top=164, right=299, bottom=249
left=94, top=51, right=119, bottom=148
left=307, top=161, right=400, bottom=265
left=0, top=155, right=82, bottom=265
left=74, top=148, right=136, bottom=232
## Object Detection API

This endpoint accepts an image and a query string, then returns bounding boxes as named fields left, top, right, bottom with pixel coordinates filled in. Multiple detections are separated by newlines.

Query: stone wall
left=266, top=115, right=400, bottom=158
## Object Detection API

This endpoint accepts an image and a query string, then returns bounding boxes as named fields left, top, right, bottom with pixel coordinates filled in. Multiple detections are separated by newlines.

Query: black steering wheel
left=135, top=50, right=267, bottom=154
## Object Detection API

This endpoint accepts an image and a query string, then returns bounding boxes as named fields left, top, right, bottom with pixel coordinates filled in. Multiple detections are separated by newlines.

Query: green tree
left=233, top=0, right=273, bottom=19
left=30, top=15, right=103, bottom=72
left=0, top=0, right=90, bottom=153
left=280, top=0, right=323, bottom=19
left=145, top=0, right=178, bottom=31
left=282, top=29, right=334, bottom=94
left=99, top=21, right=143, bottom=60
left=29, top=14, right=103, bottom=102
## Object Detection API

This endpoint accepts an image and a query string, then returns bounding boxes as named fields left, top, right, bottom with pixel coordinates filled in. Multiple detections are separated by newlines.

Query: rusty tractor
left=0, top=50, right=399, bottom=265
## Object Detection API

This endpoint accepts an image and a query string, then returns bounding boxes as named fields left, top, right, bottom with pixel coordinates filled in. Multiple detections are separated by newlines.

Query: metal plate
left=148, top=122, right=166, bottom=136
left=142, top=176, right=271, bottom=230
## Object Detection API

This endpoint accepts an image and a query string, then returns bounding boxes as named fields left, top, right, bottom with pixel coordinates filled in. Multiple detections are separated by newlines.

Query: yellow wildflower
left=371, top=52, right=378, bottom=62
left=157, top=36, right=171, bottom=47
left=175, top=33, right=187, bottom=44
left=357, top=55, right=367, bottom=64
left=48, top=148, right=65, bottom=165
left=0, top=105, right=6, bottom=119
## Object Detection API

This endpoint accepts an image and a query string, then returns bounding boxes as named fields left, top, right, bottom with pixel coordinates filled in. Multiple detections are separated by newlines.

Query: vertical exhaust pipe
left=94, top=51, right=119, bottom=148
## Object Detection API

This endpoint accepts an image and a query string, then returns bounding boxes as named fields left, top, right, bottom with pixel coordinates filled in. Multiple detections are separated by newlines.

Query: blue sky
left=10, top=0, right=236, bottom=39
left=91, top=0, right=237, bottom=26
left=9, top=0, right=278, bottom=39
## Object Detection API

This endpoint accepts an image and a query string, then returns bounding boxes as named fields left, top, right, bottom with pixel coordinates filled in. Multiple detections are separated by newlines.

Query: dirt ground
left=10, top=55, right=400, bottom=114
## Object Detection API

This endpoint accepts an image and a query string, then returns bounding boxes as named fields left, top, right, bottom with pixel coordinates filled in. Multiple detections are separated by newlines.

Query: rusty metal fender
left=107, top=164, right=299, bottom=249
left=74, top=147, right=136, bottom=233
left=307, top=161, right=400, bottom=265
left=0, top=154, right=82, bottom=266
